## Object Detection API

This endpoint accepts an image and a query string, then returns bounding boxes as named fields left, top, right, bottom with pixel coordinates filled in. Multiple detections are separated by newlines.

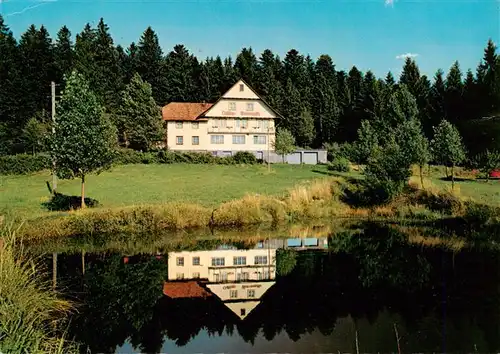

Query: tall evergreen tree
left=476, top=39, right=500, bottom=116
left=281, top=79, right=303, bottom=138
left=117, top=73, right=163, bottom=151
left=429, top=69, right=446, bottom=128
left=0, top=16, right=23, bottom=153
left=164, top=44, right=200, bottom=102
left=444, top=61, right=464, bottom=124
left=18, top=25, right=55, bottom=122
left=463, top=69, right=479, bottom=121
left=135, top=27, right=167, bottom=104
left=222, top=56, right=238, bottom=93
left=257, top=49, right=284, bottom=114
left=339, top=66, right=364, bottom=142
left=53, top=26, right=74, bottom=89
left=199, top=56, right=224, bottom=102
left=234, top=47, right=259, bottom=88
left=399, top=57, right=421, bottom=97
left=312, top=55, right=340, bottom=145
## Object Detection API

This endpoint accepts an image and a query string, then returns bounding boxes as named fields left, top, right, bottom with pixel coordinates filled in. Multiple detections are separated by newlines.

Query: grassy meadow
left=0, top=164, right=326, bottom=218
left=0, top=162, right=499, bottom=240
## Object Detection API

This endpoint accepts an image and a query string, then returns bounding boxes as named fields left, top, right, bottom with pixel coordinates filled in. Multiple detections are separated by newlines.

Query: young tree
left=22, top=116, right=48, bottom=155
left=273, top=128, right=296, bottom=163
left=296, top=108, right=315, bottom=148
left=51, top=71, right=117, bottom=208
left=117, top=73, right=163, bottom=151
left=354, top=120, right=379, bottom=165
left=395, top=118, right=431, bottom=188
left=430, top=119, right=466, bottom=190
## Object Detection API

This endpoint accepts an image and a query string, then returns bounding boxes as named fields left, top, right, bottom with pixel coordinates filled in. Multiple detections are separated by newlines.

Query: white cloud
left=385, top=0, right=395, bottom=7
left=396, top=53, right=419, bottom=60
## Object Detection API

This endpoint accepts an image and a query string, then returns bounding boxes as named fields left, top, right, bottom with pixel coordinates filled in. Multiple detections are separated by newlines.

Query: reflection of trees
left=48, top=229, right=500, bottom=352
left=70, top=254, right=167, bottom=353
left=329, top=223, right=431, bottom=289
left=276, top=248, right=297, bottom=276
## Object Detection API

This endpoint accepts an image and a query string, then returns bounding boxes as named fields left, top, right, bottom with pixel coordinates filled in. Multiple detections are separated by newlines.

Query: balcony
left=207, top=126, right=276, bottom=134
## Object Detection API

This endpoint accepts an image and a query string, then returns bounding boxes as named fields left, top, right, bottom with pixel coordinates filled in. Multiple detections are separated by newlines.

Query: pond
left=40, top=223, right=500, bottom=353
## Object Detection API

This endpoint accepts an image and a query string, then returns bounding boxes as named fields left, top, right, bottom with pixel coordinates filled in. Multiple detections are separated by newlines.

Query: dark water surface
left=44, top=224, right=500, bottom=353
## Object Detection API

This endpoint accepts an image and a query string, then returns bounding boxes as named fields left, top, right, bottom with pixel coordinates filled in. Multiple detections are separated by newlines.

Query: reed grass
left=0, top=222, right=77, bottom=353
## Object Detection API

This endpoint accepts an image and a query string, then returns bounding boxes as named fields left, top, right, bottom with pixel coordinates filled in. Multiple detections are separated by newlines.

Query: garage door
left=286, top=152, right=302, bottom=164
left=303, top=152, right=318, bottom=165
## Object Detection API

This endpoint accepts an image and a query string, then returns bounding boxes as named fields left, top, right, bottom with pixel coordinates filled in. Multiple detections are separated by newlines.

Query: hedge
left=0, top=153, right=52, bottom=175
left=0, top=149, right=261, bottom=175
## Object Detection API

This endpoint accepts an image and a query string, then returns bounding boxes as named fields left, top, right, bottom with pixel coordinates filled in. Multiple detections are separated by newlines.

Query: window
left=176, top=122, right=183, bottom=129
left=193, top=272, right=200, bottom=279
left=253, top=135, right=266, bottom=145
left=240, top=309, right=246, bottom=316
left=230, top=290, right=238, bottom=298
left=235, top=119, right=248, bottom=129
left=237, top=273, right=241, bottom=281
left=176, top=257, right=184, bottom=266
left=255, top=256, right=268, bottom=265
left=239, top=84, right=244, bottom=92
left=211, top=257, right=225, bottom=266
left=192, top=136, right=199, bottom=145
left=176, top=273, right=184, bottom=280
left=220, top=119, right=227, bottom=128
left=242, top=272, right=249, bottom=280
left=214, top=274, right=220, bottom=282
left=263, top=271, right=270, bottom=279
left=229, top=102, right=236, bottom=111
left=176, top=136, right=183, bottom=145
left=221, top=272, right=228, bottom=282
left=211, top=135, right=224, bottom=144
left=257, top=120, right=269, bottom=129
left=232, top=135, right=245, bottom=145
left=246, top=103, right=254, bottom=111
left=192, top=122, right=199, bottom=129
left=247, top=289, right=255, bottom=298
left=233, top=256, right=246, bottom=265
left=192, top=257, right=200, bottom=266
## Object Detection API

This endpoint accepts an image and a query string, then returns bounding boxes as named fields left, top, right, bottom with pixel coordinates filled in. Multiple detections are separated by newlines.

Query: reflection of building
left=162, top=237, right=328, bottom=320
left=165, top=245, right=276, bottom=320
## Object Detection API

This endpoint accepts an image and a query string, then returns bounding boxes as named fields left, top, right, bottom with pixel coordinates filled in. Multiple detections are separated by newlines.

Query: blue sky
left=1, top=0, right=498, bottom=78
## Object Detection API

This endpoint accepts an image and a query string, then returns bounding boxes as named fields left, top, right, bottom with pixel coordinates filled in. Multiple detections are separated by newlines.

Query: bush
left=0, top=153, right=52, bottom=175
left=325, top=142, right=354, bottom=162
left=232, top=151, right=258, bottom=164
left=327, top=157, right=351, bottom=172
left=113, top=148, right=145, bottom=165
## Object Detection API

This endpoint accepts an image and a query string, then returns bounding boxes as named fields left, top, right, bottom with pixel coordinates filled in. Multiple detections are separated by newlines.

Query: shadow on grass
left=42, top=181, right=99, bottom=211
left=438, top=176, right=474, bottom=183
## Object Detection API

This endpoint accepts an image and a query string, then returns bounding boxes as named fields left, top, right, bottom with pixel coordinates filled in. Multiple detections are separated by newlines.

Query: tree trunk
left=282, top=154, right=285, bottom=164
left=451, top=164, right=455, bottom=191
left=419, top=165, right=425, bottom=189
left=82, top=251, right=86, bottom=275
left=52, top=253, right=57, bottom=290
left=81, top=175, right=86, bottom=209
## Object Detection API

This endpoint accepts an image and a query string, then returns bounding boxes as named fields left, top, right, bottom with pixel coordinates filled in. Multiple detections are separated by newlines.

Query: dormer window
left=239, top=84, right=244, bottom=92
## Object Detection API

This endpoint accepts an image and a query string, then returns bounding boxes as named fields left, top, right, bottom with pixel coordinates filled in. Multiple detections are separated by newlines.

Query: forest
left=0, top=16, right=499, bottom=156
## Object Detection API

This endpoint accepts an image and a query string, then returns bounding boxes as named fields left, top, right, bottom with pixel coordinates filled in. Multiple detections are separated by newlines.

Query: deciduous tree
left=273, top=128, right=296, bottom=163
left=51, top=71, right=117, bottom=208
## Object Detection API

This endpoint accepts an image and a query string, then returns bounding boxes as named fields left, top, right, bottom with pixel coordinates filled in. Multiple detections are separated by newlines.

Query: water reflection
left=44, top=228, right=500, bottom=353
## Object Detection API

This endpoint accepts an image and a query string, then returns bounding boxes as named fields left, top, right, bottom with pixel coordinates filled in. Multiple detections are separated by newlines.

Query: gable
left=222, top=80, right=260, bottom=100
left=203, top=99, right=277, bottom=119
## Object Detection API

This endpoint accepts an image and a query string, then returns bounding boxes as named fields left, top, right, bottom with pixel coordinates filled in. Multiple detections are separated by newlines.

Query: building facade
left=162, top=80, right=278, bottom=154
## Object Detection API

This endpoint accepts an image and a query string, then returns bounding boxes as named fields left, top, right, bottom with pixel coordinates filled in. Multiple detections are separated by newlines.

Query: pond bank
left=9, top=176, right=500, bottom=241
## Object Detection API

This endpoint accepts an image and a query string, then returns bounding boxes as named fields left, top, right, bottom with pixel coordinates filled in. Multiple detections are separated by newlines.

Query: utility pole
left=267, top=122, right=271, bottom=172
left=51, top=81, right=57, bottom=193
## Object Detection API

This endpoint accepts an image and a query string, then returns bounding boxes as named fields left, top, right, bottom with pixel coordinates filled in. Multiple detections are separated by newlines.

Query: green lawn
left=0, top=164, right=327, bottom=218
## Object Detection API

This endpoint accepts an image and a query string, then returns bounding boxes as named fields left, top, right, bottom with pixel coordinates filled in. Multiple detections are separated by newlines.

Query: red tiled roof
left=163, top=281, right=213, bottom=298
left=162, top=102, right=213, bottom=121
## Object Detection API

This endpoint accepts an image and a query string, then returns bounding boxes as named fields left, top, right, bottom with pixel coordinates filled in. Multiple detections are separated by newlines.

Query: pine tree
left=52, top=71, right=117, bottom=208
left=312, top=55, right=340, bottom=145
left=463, top=69, right=479, bottom=121
left=444, top=61, right=464, bottom=123
left=199, top=57, right=224, bottom=102
left=476, top=39, right=500, bottom=116
left=339, top=66, right=364, bottom=142
left=164, top=44, right=200, bottom=102
left=74, top=23, right=98, bottom=87
left=221, top=56, right=238, bottom=92
left=18, top=25, right=55, bottom=123
left=0, top=16, right=23, bottom=153
left=281, top=79, right=303, bottom=138
left=385, top=71, right=396, bottom=87
left=257, top=50, right=284, bottom=114
left=429, top=69, right=446, bottom=128
left=399, top=57, right=421, bottom=97
left=53, top=26, right=74, bottom=89
left=135, top=27, right=167, bottom=104
left=117, top=73, right=163, bottom=151
left=234, top=47, right=259, bottom=87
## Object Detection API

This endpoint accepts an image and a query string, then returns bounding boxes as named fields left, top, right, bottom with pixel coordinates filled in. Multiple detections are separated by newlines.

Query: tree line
left=0, top=15, right=499, bottom=156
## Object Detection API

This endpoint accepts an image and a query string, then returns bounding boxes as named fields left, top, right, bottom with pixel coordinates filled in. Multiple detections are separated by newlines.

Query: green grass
left=0, top=164, right=327, bottom=219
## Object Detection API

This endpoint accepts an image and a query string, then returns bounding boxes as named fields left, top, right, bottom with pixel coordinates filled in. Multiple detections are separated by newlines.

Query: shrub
left=327, top=157, right=351, bottom=172
left=232, top=151, right=258, bottom=164
left=113, top=148, right=144, bottom=165
left=325, top=142, right=354, bottom=162
left=0, top=153, right=52, bottom=175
